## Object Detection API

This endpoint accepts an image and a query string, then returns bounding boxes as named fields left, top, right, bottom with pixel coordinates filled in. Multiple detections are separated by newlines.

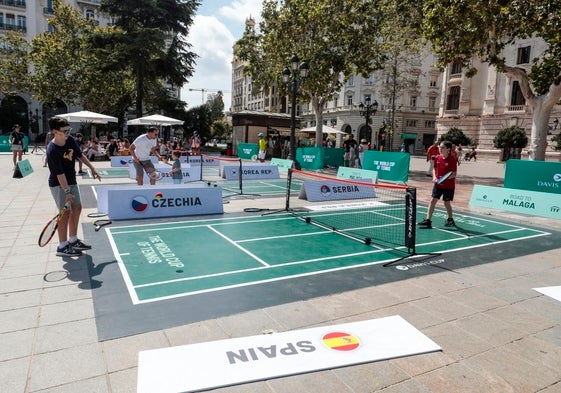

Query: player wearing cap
left=257, top=132, right=267, bottom=162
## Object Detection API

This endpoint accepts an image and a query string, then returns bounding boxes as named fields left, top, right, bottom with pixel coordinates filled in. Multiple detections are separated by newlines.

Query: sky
left=180, top=0, right=263, bottom=112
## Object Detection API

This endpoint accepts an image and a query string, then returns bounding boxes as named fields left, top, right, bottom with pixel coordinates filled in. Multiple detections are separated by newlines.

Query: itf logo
left=131, top=196, right=149, bottom=212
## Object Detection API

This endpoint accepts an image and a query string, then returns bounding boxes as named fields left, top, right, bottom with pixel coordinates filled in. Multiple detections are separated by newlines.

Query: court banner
left=222, top=164, right=280, bottom=180
left=323, top=147, right=344, bottom=167
left=138, top=316, right=441, bottom=393
left=297, top=147, right=324, bottom=170
left=271, top=157, right=293, bottom=172
left=16, top=159, right=33, bottom=177
left=0, top=135, right=29, bottom=153
left=111, top=155, right=158, bottom=167
left=97, top=184, right=223, bottom=220
left=337, top=167, right=378, bottom=183
left=128, top=163, right=202, bottom=184
left=300, top=179, right=375, bottom=202
left=362, top=151, right=410, bottom=183
left=470, top=185, right=561, bottom=220
left=188, top=155, right=219, bottom=166
left=504, top=160, right=561, bottom=194
left=238, top=143, right=258, bottom=160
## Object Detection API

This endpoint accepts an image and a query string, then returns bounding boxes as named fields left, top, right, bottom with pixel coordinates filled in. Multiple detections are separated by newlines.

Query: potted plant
left=493, top=126, right=528, bottom=161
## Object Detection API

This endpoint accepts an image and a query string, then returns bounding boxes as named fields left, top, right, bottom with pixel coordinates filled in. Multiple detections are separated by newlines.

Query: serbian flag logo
left=322, top=331, right=360, bottom=351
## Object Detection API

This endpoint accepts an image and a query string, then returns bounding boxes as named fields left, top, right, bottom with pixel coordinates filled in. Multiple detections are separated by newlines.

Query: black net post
left=405, top=187, right=416, bottom=254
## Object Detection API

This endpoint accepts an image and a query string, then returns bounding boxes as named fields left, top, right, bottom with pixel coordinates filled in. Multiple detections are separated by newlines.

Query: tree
left=493, top=126, right=529, bottom=149
left=235, top=0, right=388, bottom=147
left=30, top=0, right=133, bottom=115
left=0, top=31, right=31, bottom=96
left=184, top=105, right=212, bottom=141
left=419, top=0, right=561, bottom=160
left=439, top=127, right=474, bottom=147
left=99, top=0, right=199, bottom=117
left=206, top=92, right=225, bottom=121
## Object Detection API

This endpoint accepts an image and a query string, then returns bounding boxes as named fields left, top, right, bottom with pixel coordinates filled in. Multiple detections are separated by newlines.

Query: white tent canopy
left=57, top=110, right=118, bottom=124
left=300, top=125, right=346, bottom=135
left=126, top=114, right=183, bottom=126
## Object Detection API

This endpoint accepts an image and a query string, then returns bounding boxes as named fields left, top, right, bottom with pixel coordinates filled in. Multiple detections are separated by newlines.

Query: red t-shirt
left=434, top=153, right=457, bottom=189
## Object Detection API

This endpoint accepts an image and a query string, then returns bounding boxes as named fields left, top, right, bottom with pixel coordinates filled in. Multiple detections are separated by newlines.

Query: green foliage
left=211, top=120, right=232, bottom=141
left=438, top=127, right=474, bottom=146
left=551, top=134, right=561, bottom=151
left=183, top=105, right=212, bottom=141
left=493, top=126, right=529, bottom=149
left=99, top=0, right=199, bottom=116
left=0, top=31, right=31, bottom=95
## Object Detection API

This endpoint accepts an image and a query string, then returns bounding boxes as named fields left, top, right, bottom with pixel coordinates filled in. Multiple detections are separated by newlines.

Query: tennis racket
left=140, top=161, right=162, bottom=180
left=38, top=202, right=71, bottom=247
left=436, top=171, right=454, bottom=184
left=94, top=219, right=112, bottom=232
left=244, top=207, right=272, bottom=212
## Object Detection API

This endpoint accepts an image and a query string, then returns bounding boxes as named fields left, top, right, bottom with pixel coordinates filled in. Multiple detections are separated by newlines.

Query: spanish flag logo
left=322, top=331, right=360, bottom=351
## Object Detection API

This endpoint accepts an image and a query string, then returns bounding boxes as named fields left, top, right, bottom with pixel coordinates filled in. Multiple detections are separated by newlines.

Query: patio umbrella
left=300, top=125, right=346, bottom=134
left=126, top=114, right=183, bottom=126
left=57, top=110, right=118, bottom=124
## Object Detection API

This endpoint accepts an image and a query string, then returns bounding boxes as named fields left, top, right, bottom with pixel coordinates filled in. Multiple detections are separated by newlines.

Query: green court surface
left=107, top=207, right=550, bottom=304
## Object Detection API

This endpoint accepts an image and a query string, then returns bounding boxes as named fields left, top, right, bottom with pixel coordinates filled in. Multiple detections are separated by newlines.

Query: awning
left=401, top=133, right=417, bottom=139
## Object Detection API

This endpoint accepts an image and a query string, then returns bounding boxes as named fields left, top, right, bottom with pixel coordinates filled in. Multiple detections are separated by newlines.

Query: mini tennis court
left=105, top=205, right=551, bottom=305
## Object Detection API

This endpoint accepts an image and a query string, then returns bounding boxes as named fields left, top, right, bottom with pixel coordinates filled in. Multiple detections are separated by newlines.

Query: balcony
left=0, top=23, right=26, bottom=33
left=507, top=105, right=526, bottom=113
left=0, top=0, right=26, bottom=9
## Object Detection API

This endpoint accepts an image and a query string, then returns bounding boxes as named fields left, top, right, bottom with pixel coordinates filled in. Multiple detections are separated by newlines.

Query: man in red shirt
left=418, top=140, right=457, bottom=229
left=425, top=141, right=439, bottom=176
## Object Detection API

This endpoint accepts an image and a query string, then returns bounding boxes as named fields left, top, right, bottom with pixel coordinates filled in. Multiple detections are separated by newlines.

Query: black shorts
left=432, top=186, right=455, bottom=201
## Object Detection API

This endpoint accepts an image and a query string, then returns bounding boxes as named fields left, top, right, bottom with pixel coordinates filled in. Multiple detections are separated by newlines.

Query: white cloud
left=180, top=1, right=263, bottom=111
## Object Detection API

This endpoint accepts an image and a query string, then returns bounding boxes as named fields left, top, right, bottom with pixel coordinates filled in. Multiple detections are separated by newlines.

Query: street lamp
left=282, top=54, right=309, bottom=166
left=358, top=96, right=378, bottom=145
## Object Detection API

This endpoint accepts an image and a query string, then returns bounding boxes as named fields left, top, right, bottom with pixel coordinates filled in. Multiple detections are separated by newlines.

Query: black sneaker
left=70, top=239, right=92, bottom=250
left=78, top=170, right=86, bottom=175
left=444, top=218, right=456, bottom=227
left=56, top=244, right=83, bottom=257
left=418, top=218, right=432, bottom=228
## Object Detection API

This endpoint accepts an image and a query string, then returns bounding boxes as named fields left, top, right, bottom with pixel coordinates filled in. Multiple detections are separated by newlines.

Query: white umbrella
left=126, top=114, right=183, bottom=126
left=300, top=125, right=346, bottom=134
left=57, top=110, right=118, bottom=124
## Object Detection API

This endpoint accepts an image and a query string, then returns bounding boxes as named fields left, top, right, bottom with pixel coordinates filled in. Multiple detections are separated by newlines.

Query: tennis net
left=287, top=169, right=416, bottom=254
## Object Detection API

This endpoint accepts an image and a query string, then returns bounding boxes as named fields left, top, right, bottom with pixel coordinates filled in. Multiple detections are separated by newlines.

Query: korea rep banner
left=469, top=185, right=561, bottom=220
left=504, top=160, right=561, bottom=194
left=362, top=151, right=410, bottom=183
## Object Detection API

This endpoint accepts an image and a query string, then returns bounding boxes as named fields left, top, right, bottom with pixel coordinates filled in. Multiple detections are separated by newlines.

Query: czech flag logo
left=322, top=332, right=360, bottom=352
left=131, top=196, right=149, bottom=212
left=119, top=159, right=128, bottom=166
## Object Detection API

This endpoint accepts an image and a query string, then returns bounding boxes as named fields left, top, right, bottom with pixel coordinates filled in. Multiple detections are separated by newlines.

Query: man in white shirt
left=129, top=127, right=163, bottom=185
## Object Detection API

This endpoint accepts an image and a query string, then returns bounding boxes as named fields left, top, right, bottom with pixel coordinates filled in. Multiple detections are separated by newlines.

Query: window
left=406, top=120, right=418, bottom=127
left=446, top=86, right=460, bottom=110
left=17, top=16, right=26, bottom=30
left=365, top=73, right=374, bottom=85
left=451, top=60, right=462, bottom=75
left=347, top=95, right=353, bottom=106
left=511, top=81, right=526, bottom=106
left=517, top=46, right=531, bottom=65
left=85, top=9, right=95, bottom=20
left=410, top=96, right=417, bottom=110
left=364, top=94, right=372, bottom=103
left=346, top=75, right=354, bottom=86
left=425, top=120, right=435, bottom=128
left=429, top=75, right=438, bottom=87
left=429, top=97, right=437, bottom=111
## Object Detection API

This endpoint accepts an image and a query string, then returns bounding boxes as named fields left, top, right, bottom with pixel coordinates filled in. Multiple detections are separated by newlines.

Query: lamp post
left=358, top=96, right=378, bottom=146
left=282, top=54, right=309, bottom=165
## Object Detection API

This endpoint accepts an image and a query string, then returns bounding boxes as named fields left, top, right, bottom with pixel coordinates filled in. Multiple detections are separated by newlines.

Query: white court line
left=206, top=225, right=270, bottom=267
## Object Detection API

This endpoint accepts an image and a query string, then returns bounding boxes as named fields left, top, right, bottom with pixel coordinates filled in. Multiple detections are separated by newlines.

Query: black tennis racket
left=244, top=208, right=272, bottom=212
left=94, top=219, right=112, bottom=232
left=38, top=202, right=71, bottom=247
left=436, top=171, right=454, bottom=184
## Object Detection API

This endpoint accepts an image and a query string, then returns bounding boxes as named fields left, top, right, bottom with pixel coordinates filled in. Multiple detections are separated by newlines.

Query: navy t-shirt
left=46, top=136, right=83, bottom=187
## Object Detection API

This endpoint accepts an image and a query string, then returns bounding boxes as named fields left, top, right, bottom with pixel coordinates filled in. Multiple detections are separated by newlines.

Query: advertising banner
left=96, top=184, right=223, bottom=220
left=300, top=179, right=375, bottom=202
left=469, top=185, right=561, bottom=220
left=222, top=164, right=280, bottom=180
left=237, top=143, right=259, bottom=160
left=16, top=159, right=34, bottom=177
left=270, top=158, right=293, bottom=172
left=111, top=155, right=158, bottom=167
left=323, top=147, right=345, bottom=167
left=128, top=163, right=202, bottom=184
left=362, top=151, right=410, bottom=183
left=504, top=160, right=561, bottom=194
left=336, top=167, right=378, bottom=183
left=297, top=147, right=324, bottom=170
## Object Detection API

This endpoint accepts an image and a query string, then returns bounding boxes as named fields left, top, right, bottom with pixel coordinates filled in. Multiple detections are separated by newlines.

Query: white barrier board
left=95, top=184, right=223, bottom=220
left=138, top=316, right=441, bottom=393
left=127, top=163, right=202, bottom=184
left=222, top=164, right=280, bottom=180
left=110, top=155, right=158, bottom=167
left=300, top=179, right=375, bottom=202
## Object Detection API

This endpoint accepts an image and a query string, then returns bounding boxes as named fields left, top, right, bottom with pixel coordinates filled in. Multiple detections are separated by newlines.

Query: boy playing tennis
left=167, top=150, right=183, bottom=184
left=46, top=117, right=102, bottom=257
left=418, top=140, right=457, bottom=229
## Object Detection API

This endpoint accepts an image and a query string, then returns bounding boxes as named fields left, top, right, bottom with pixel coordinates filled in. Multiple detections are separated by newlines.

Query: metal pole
left=289, top=77, right=297, bottom=163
